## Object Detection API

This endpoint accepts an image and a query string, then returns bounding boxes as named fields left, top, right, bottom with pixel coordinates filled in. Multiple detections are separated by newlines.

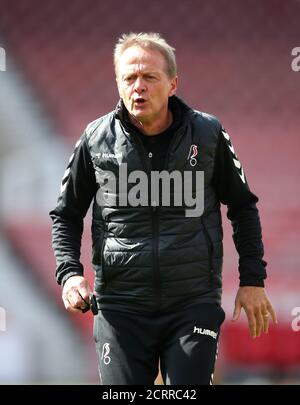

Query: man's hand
left=62, top=276, right=92, bottom=313
left=232, top=286, right=277, bottom=338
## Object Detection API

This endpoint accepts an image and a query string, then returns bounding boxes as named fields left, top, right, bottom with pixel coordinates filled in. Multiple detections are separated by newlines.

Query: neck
left=129, top=109, right=173, bottom=135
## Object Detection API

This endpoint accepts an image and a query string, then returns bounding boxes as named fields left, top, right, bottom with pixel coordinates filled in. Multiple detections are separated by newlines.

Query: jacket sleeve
left=49, top=133, right=97, bottom=286
left=212, top=127, right=267, bottom=287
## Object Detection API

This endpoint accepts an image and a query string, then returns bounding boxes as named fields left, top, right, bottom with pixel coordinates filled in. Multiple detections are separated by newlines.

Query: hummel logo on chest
left=193, top=326, right=217, bottom=339
left=95, top=152, right=123, bottom=159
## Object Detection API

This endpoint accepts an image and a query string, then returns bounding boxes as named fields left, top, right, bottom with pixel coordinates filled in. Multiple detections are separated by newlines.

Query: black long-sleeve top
left=50, top=101, right=267, bottom=288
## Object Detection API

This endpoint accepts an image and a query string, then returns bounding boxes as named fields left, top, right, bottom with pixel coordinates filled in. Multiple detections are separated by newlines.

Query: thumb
left=78, top=284, right=91, bottom=303
left=232, top=300, right=241, bottom=322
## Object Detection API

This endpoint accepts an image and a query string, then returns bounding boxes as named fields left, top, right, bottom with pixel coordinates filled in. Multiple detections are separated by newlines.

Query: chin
left=132, top=111, right=148, bottom=121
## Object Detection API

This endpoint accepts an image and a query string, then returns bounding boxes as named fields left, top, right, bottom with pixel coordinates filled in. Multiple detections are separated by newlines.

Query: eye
left=124, top=75, right=134, bottom=83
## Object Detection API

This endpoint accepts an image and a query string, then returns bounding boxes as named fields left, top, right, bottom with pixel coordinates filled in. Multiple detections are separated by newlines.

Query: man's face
left=116, top=46, right=177, bottom=125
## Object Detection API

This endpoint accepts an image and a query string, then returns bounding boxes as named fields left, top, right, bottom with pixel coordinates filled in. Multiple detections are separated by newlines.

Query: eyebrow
left=122, top=71, right=160, bottom=79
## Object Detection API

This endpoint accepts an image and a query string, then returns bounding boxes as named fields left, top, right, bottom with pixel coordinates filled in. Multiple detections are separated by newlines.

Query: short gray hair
left=114, top=32, right=177, bottom=78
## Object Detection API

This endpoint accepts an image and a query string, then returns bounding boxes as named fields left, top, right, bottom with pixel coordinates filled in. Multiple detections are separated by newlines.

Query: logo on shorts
left=101, top=343, right=111, bottom=365
left=193, top=326, right=217, bottom=339
left=187, top=145, right=198, bottom=167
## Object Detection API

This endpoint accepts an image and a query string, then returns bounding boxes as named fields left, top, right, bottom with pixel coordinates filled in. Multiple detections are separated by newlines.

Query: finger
left=232, top=301, right=241, bottom=322
left=78, top=286, right=91, bottom=304
left=262, top=314, right=269, bottom=334
left=267, top=303, right=278, bottom=324
left=260, top=306, right=270, bottom=333
left=62, top=295, right=82, bottom=313
left=255, top=310, right=264, bottom=337
left=66, top=303, right=83, bottom=313
left=245, top=311, right=257, bottom=338
left=67, top=289, right=87, bottom=310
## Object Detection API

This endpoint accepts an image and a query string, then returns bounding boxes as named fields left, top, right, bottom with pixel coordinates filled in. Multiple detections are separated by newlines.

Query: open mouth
left=134, top=97, right=147, bottom=106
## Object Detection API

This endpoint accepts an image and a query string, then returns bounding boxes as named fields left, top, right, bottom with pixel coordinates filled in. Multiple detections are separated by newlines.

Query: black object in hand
left=90, top=294, right=98, bottom=315
left=79, top=293, right=98, bottom=315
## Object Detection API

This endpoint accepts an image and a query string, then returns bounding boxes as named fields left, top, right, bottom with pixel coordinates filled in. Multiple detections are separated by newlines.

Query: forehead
left=118, top=46, right=167, bottom=74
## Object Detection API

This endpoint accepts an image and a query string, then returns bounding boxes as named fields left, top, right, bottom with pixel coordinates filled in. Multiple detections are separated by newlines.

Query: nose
left=134, top=77, right=146, bottom=94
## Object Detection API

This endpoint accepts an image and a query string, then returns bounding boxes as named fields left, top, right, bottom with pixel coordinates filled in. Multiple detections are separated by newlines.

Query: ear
left=168, top=76, right=178, bottom=97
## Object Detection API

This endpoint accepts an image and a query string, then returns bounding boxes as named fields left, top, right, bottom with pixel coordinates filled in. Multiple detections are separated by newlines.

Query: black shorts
left=93, top=302, right=225, bottom=385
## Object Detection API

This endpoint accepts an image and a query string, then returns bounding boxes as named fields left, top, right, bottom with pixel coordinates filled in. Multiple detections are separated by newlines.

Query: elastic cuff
left=239, top=278, right=265, bottom=287
left=61, top=271, right=84, bottom=287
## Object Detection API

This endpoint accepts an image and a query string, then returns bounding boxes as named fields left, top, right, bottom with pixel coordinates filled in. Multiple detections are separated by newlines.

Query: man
left=50, top=32, right=277, bottom=385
